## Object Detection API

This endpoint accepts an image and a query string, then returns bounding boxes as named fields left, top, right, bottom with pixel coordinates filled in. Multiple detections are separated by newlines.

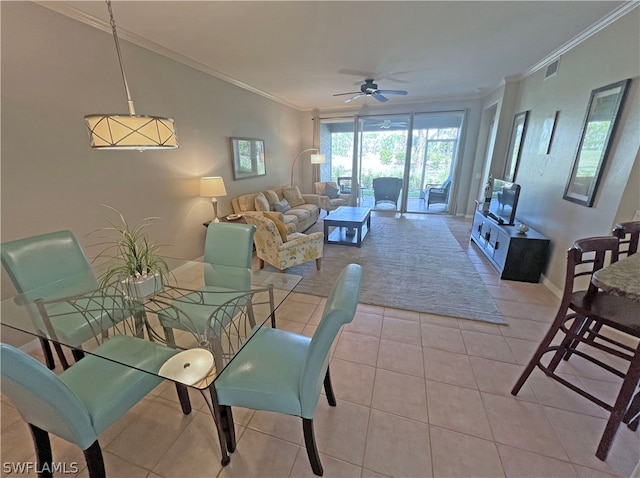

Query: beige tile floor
left=2, top=216, right=639, bottom=477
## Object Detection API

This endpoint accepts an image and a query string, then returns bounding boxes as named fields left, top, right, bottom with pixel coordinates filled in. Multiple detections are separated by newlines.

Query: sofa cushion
left=285, top=207, right=311, bottom=224
left=264, top=216, right=289, bottom=242
left=241, top=193, right=260, bottom=212
left=273, top=199, right=291, bottom=213
left=254, top=193, right=270, bottom=212
left=263, top=190, right=280, bottom=208
left=324, top=183, right=339, bottom=199
left=283, top=187, right=305, bottom=207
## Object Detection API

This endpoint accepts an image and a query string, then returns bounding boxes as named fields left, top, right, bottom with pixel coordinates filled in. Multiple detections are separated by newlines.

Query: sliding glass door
left=319, top=111, right=463, bottom=214
left=407, top=112, right=463, bottom=213
left=356, top=115, right=409, bottom=210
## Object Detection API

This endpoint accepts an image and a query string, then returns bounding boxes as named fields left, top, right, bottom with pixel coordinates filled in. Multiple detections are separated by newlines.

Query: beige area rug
left=282, top=213, right=506, bottom=324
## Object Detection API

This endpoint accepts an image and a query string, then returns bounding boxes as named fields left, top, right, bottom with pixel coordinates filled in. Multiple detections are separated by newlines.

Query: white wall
left=481, top=8, right=640, bottom=290
left=1, top=2, right=310, bottom=299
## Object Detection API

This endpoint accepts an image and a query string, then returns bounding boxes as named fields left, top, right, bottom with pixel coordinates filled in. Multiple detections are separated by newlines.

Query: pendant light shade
left=84, top=114, right=178, bottom=150
left=85, top=0, right=178, bottom=151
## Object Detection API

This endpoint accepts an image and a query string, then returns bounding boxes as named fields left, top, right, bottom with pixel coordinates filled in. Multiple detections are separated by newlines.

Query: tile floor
left=2, top=216, right=639, bottom=477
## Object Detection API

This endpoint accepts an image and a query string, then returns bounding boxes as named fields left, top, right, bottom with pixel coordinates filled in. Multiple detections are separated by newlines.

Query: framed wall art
left=537, top=111, right=559, bottom=155
left=504, top=110, right=529, bottom=182
left=230, top=137, right=266, bottom=180
left=563, top=79, right=631, bottom=207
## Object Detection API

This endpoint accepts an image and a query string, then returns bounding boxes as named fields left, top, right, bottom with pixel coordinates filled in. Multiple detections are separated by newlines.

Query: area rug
left=283, top=213, right=506, bottom=324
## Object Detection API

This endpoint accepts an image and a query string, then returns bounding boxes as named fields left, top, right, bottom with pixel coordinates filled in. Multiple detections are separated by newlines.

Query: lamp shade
left=310, top=153, right=326, bottom=164
left=84, top=114, right=178, bottom=150
left=200, top=177, right=227, bottom=197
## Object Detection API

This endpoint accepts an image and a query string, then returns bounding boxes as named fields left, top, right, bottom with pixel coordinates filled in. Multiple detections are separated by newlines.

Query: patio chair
left=337, top=176, right=352, bottom=194
left=372, top=177, right=402, bottom=209
left=425, top=177, right=451, bottom=209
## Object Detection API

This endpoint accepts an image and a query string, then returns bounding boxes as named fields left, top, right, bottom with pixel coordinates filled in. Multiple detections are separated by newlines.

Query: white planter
left=122, top=273, right=163, bottom=299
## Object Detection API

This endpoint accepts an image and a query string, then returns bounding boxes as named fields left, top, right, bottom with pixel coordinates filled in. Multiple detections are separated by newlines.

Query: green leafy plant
left=89, top=205, right=170, bottom=290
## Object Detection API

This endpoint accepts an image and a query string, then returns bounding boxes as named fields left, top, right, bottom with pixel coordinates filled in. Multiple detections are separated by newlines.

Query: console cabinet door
left=492, top=229, right=509, bottom=269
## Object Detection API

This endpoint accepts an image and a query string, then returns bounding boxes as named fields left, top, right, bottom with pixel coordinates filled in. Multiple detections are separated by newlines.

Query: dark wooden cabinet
left=470, top=211, right=550, bottom=282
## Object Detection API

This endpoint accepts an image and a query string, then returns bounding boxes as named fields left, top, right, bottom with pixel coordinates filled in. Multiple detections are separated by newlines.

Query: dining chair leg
left=175, top=383, right=192, bottom=414
left=512, top=311, right=566, bottom=395
left=29, top=424, right=53, bottom=478
left=83, top=441, right=106, bottom=478
left=323, top=366, right=336, bottom=407
left=71, top=348, right=85, bottom=363
left=52, top=342, right=70, bottom=370
left=39, top=339, right=56, bottom=370
left=596, top=351, right=640, bottom=460
left=302, top=418, right=323, bottom=476
left=624, top=391, right=640, bottom=431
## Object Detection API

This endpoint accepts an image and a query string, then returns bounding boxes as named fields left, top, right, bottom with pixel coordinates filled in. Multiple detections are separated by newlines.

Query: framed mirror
left=504, top=111, right=529, bottom=182
left=563, top=79, right=631, bottom=207
left=230, top=137, right=266, bottom=180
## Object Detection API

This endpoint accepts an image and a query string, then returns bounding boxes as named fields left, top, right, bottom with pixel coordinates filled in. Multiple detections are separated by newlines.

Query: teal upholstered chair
left=1, top=337, right=181, bottom=477
left=1, top=230, right=141, bottom=370
left=158, top=223, right=257, bottom=363
left=214, top=264, right=363, bottom=476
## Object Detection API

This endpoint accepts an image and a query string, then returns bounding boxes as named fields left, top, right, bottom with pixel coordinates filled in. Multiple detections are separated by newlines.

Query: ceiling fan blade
left=377, top=90, right=408, bottom=95
left=333, top=91, right=361, bottom=97
left=372, top=92, right=389, bottom=103
left=345, top=93, right=365, bottom=103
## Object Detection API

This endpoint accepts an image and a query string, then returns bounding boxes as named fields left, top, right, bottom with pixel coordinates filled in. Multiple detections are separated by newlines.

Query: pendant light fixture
left=84, top=0, right=178, bottom=151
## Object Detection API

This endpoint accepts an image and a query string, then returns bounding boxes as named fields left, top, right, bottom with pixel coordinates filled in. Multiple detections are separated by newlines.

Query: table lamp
left=200, top=176, right=227, bottom=222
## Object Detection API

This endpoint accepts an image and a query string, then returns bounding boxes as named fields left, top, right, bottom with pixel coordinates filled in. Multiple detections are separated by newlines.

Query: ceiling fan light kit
left=333, top=78, right=408, bottom=104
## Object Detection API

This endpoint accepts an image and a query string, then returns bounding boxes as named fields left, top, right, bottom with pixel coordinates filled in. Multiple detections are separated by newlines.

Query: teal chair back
left=299, top=263, right=362, bottom=417
left=203, top=223, right=255, bottom=290
left=1, top=230, right=98, bottom=302
left=204, top=223, right=256, bottom=268
left=0, top=344, right=97, bottom=449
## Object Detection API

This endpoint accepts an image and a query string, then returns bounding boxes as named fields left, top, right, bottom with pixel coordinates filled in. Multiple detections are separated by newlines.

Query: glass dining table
left=0, top=257, right=302, bottom=466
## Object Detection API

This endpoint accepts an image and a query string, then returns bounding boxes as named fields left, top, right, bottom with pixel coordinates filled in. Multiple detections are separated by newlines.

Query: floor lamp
left=200, top=177, right=227, bottom=222
left=290, top=149, right=326, bottom=187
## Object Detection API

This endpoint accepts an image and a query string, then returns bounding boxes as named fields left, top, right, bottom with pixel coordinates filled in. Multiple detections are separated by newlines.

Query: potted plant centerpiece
left=90, top=205, right=171, bottom=299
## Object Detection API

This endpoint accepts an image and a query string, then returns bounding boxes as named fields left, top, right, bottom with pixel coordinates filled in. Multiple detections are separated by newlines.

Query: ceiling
left=43, top=1, right=632, bottom=111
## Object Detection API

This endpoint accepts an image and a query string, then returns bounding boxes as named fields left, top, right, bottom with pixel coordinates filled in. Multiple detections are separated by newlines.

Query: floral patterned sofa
left=243, top=212, right=324, bottom=272
left=231, top=186, right=320, bottom=232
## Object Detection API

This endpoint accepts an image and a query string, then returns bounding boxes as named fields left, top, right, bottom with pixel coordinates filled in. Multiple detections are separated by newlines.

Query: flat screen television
left=487, top=178, right=521, bottom=226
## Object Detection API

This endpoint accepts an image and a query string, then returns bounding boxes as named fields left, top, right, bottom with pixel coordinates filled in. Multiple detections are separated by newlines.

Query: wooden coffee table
left=323, top=206, right=371, bottom=247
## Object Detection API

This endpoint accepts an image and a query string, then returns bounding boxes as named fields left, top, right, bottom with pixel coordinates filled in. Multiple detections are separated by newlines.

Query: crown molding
left=517, top=1, right=639, bottom=80
left=36, top=1, right=639, bottom=111
left=34, top=2, right=302, bottom=111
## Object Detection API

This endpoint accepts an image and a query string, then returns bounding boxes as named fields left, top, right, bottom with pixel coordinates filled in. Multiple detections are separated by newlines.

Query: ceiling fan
left=367, top=119, right=407, bottom=129
left=333, top=79, right=408, bottom=103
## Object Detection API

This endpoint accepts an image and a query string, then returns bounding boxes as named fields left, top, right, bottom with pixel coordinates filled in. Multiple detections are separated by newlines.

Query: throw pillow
left=254, top=192, right=270, bottom=212
left=273, top=199, right=291, bottom=213
left=324, top=183, right=339, bottom=199
left=263, top=190, right=279, bottom=208
left=283, top=187, right=305, bottom=207
left=265, top=216, right=289, bottom=242
left=263, top=211, right=285, bottom=223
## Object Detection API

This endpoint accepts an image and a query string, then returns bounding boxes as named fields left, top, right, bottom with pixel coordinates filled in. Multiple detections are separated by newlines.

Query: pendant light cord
left=106, top=0, right=136, bottom=116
